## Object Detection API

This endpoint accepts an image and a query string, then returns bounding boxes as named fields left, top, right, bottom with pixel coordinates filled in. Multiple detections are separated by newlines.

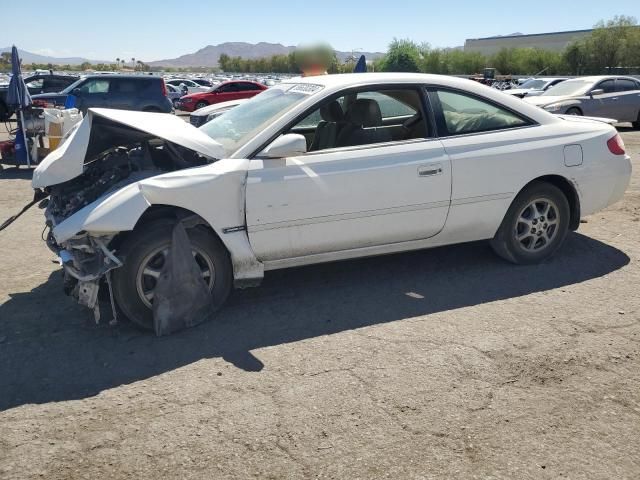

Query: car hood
left=192, top=99, right=248, bottom=117
left=523, top=95, right=571, bottom=107
left=505, top=88, right=540, bottom=96
left=32, top=108, right=225, bottom=188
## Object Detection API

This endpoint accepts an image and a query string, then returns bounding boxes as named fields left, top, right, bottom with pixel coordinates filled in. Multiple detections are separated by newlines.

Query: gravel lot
left=0, top=124, right=639, bottom=479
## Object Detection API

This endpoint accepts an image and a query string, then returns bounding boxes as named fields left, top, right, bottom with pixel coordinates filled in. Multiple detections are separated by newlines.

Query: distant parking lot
left=0, top=123, right=639, bottom=478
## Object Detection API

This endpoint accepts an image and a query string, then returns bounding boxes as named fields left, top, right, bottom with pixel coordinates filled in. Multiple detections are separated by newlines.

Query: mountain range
left=0, top=47, right=108, bottom=65
left=3, top=43, right=385, bottom=68
left=147, top=42, right=386, bottom=67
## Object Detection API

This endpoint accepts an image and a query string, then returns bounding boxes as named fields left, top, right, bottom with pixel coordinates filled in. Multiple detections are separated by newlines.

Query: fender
left=53, top=158, right=264, bottom=286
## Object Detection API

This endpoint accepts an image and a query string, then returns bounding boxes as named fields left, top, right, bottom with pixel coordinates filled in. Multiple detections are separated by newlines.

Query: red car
left=177, top=80, right=267, bottom=112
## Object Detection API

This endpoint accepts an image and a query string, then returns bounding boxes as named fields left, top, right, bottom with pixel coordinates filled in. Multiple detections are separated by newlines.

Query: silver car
left=505, top=77, right=567, bottom=98
left=525, top=76, right=640, bottom=127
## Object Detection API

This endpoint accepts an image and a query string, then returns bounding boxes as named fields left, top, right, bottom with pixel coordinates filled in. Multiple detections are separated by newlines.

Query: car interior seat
left=336, top=98, right=392, bottom=147
left=310, top=101, right=345, bottom=151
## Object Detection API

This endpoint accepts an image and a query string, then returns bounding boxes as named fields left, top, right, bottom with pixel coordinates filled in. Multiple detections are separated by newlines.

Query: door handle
left=418, top=164, right=443, bottom=177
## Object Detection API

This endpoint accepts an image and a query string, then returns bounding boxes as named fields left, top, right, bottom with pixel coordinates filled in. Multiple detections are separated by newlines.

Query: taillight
left=161, top=79, right=167, bottom=97
left=607, top=134, right=625, bottom=155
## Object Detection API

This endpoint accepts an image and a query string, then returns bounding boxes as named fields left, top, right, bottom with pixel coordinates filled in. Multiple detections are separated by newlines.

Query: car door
left=613, top=78, right=640, bottom=122
left=214, top=83, right=240, bottom=103
left=430, top=87, right=548, bottom=241
left=238, top=82, right=262, bottom=100
left=586, top=79, right=619, bottom=119
left=246, top=87, right=452, bottom=261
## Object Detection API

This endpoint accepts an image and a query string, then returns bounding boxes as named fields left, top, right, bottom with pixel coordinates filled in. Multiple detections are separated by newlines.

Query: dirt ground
left=0, top=124, right=639, bottom=480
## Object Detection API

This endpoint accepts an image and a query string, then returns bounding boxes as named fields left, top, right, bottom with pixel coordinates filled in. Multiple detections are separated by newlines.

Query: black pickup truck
left=0, top=73, right=79, bottom=120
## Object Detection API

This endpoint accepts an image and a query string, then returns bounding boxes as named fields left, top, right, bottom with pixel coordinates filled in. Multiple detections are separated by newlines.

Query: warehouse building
left=464, top=29, right=593, bottom=55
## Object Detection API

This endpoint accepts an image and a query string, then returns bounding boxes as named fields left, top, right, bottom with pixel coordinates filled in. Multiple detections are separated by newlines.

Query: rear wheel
left=632, top=111, right=640, bottom=130
left=566, top=107, right=582, bottom=116
left=491, top=182, right=570, bottom=264
left=112, top=220, right=232, bottom=330
left=195, top=101, right=208, bottom=110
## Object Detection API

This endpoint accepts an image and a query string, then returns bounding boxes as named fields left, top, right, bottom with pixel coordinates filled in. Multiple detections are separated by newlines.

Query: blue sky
left=1, top=1, right=637, bottom=61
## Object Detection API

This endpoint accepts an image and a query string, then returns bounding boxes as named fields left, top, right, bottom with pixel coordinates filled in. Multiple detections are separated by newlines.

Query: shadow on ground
left=0, top=233, right=630, bottom=410
left=0, top=166, right=33, bottom=180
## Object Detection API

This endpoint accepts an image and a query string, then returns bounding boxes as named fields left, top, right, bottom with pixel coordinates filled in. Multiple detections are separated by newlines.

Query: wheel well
left=523, top=175, right=581, bottom=230
left=109, top=205, right=223, bottom=250
left=566, top=106, right=583, bottom=115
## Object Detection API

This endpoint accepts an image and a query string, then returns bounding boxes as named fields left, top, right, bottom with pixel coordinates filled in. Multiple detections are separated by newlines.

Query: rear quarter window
left=435, top=89, right=530, bottom=136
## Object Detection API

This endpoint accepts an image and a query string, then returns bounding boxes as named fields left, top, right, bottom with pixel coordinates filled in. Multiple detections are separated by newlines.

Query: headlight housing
left=543, top=103, right=565, bottom=112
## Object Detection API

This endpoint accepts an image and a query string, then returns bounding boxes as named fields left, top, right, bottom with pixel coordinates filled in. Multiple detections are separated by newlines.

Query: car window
left=596, top=80, right=616, bottom=94
left=435, top=90, right=529, bottom=136
left=44, top=77, right=74, bottom=91
left=26, top=78, right=44, bottom=90
left=219, top=83, right=240, bottom=93
left=289, top=88, right=428, bottom=152
left=79, top=79, right=110, bottom=94
left=616, top=79, right=640, bottom=92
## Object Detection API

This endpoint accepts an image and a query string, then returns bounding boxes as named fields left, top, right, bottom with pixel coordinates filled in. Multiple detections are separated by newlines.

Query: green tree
left=382, top=38, right=421, bottom=72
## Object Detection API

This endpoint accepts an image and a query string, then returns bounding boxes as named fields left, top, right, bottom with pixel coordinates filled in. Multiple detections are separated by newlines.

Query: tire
left=195, top=101, right=208, bottom=110
left=632, top=111, right=640, bottom=130
left=490, top=182, right=570, bottom=265
left=565, top=107, right=582, bottom=116
left=112, top=220, right=233, bottom=330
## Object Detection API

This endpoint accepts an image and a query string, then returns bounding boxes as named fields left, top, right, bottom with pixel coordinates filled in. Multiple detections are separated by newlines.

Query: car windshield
left=60, top=78, right=85, bottom=94
left=200, top=83, right=323, bottom=157
left=542, top=79, right=593, bottom=97
left=519, top=79, right=547, bottom=90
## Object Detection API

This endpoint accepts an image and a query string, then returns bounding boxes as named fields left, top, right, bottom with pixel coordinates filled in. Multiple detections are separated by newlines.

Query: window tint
left=43, top=77, right=72, bottom=91
left=435, top=90, right=529, bottom=135
left=358, top=91, right=416, bottom=118
left=289, top=88, right=428, bottom=152
left=596, top=80, right=616, bottom=94
left=616, top=79, right=639, bottom=92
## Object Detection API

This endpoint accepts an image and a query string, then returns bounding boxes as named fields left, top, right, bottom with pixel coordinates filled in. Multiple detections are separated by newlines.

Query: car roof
left=84, top=74, right=158, bottom=80
left=563, top=75, right=639, bottom=82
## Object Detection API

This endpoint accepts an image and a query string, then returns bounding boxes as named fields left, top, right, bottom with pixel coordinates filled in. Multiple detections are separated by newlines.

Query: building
left=464, top=29, right=593, bottom=56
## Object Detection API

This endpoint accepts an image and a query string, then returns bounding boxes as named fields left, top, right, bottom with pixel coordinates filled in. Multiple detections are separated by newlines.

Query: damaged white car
left=32, top=73, right=632, bottom=333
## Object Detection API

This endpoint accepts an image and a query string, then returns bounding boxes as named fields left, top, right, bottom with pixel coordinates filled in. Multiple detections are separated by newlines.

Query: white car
left=164, top=78, right=209, bottom=94
left=189, top=98, right=248, bottom=127
left=505, top=77, right=567, bottom=98
left=32, top=73, right=632, bottom=331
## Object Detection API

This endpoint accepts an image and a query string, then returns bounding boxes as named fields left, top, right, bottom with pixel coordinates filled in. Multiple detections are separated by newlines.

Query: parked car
left=189, top=98, right=247, bottom=127
left=31, top=75, right=173, bottom=114
left=164, top=79, right=209, bottom=94
left=166, top=84, right=184, bottom=109
left=193, top=78, right=214, bottom=88
left=0, top=73, right=79, bottom=120
left=32, top=73, right=631, bottom=330
left=524, top=76, right=640, bottom=127
left=505, top=77, right=567, bottom=98
left=177, top=80, right=267, bottom=112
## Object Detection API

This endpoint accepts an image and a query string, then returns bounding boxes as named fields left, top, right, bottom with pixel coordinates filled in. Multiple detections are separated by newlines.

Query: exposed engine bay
left=41, top=119, right=216, bottom=323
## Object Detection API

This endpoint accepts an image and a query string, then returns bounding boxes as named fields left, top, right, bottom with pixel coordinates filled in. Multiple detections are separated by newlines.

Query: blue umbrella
left=353, top=55, right=367, bottom=73
left=6, top=46, right=32, bottom=108
left=5, top=46, right=32, bottom=166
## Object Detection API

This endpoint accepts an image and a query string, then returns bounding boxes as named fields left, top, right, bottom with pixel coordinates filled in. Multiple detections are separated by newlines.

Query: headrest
left=320, top=101, right=344, bottom=122
left=346, top=99, right=383, bottom=127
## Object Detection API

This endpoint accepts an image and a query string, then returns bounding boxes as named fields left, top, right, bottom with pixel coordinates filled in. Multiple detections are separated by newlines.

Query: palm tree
left=121, top=59, right=125, bottom=69
left=116, top=57, right=120, bottom=69
left=131, top=57, right=135, bottom=68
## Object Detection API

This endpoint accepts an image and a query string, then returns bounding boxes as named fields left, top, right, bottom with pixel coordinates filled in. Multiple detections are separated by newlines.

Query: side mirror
left=590, top=89, right=604, bottom=97
left=258, top=133, right=307, bottom=158
left=72, top=88, right=81, bottom=96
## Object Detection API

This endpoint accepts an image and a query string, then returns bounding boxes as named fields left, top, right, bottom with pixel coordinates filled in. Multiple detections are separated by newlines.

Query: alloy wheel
left=514, top=198, right=560, bottom=252
left=135, top=245, right=215, bottom=309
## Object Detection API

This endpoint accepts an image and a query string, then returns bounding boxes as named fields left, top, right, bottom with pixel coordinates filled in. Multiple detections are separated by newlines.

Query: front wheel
left=491, top=182, right=570, bottom=264
left=112, top=221, right=232, bottom=330
left=195, top=101, right=208, bottom=110
left=565, top=107, right=582, bottom=116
